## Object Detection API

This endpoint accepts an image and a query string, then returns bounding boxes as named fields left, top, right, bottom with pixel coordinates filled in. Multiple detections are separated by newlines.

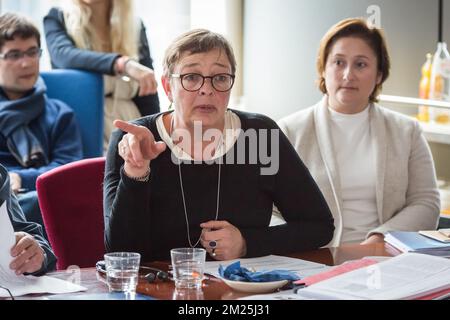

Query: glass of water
left=104, top=252, right=141, bottom=293
left=170, top=248, right=206, bottom=290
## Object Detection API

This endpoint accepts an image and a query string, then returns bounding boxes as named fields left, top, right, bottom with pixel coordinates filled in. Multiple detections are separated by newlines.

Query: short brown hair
left=317, top=18, right=390, bottom=102
left=163, top=29, right=236, bottom=77
left=0, top=13, right=41, bottom=50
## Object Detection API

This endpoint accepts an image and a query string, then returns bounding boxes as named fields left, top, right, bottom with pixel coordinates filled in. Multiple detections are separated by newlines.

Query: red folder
left=294, top=258, right=378, bottom=287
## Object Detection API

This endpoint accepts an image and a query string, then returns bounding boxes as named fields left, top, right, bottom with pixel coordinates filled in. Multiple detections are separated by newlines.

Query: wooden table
left=14, top=243, right=401, bottom=300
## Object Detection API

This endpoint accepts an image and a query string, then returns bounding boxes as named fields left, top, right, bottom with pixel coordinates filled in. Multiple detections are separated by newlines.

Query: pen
left=293, top=283, right=307, bottom=293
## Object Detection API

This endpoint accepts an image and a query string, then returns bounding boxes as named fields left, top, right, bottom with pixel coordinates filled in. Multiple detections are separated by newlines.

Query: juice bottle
left=429, top=42, right=450, bottom=124
left=418, top=53, right=433, bottom=122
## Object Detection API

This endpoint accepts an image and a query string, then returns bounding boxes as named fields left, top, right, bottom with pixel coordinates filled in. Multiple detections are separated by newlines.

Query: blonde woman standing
left=44, top=0, right=159, bottom=150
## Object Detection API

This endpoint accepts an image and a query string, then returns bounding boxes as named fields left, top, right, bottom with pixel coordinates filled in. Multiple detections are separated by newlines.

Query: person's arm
left=8, top=193, right=56, bottom=275
left=10, top=101, right=83, bottom=191
left=103, top=118, right=166, bottom=253
left=133, top=94, right=160, bottom=117
left=132, top=21, right=160, bottom=115
left=240, top=117, right=335, bottom=257
left=43, top=7, right=120, bottom=74
left=137, top=21, right=154, bottom=70
left=367, top=122, right=440, bottom=237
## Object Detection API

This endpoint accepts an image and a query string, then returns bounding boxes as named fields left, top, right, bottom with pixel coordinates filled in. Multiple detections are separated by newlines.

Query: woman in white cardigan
left=278, top=18, right=440, bottom=247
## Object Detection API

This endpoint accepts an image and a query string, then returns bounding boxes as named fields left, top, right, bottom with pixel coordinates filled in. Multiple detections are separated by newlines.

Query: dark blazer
left=43, top=7, right=160, bottom=116
left=0, top=164, right=57, bottom=275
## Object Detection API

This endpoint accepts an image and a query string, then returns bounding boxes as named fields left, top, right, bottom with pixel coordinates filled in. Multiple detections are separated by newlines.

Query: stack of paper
left=385, top=231, right=450, bottom=257
left=241, top=253, right=450, bottom=300
left=294, top=253, right=450, bottom=300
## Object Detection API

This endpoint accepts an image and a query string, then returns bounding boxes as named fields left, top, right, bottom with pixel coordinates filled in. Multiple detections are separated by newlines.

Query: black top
left=43, top=7, right=160, bottom=116
left=0, top=164, right=56, bottom=275
left=104, top=110, right=334, bottom=261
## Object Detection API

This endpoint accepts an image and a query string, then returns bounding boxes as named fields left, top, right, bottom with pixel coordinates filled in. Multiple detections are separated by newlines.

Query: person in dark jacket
left=44, top=0, right=160, bottom=150
left=0, top=13, right=82, bottom=235
left=1, top=164, right=56, bottom=276
left=104, top=29, right=335, bottom=262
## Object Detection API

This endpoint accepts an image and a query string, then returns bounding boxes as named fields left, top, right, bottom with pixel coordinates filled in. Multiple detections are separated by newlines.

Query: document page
left=0, top=201, right=18, bottom=277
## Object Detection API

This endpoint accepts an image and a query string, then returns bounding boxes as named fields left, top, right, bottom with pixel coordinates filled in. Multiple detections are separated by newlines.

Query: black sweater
left=104, top=110, right=334, bottom=261
left=43, top=7, right=159, bottom=116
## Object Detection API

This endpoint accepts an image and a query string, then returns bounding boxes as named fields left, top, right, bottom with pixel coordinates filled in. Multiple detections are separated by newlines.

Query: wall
left=191, top=0, right=244, bottom=107
left=430, top=143, right=450, bottom=181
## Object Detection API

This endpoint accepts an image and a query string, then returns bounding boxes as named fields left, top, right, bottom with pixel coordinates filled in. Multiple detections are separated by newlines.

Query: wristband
left=124, top=167, right=150, bottom=182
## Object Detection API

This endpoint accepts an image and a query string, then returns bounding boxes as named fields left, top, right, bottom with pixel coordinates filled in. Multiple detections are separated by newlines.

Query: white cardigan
left=278, top=97, right=440, bottom=247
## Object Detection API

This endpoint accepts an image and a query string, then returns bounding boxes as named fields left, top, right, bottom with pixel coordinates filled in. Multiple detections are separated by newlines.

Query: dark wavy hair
left=0, top=13, right=41, bottom=50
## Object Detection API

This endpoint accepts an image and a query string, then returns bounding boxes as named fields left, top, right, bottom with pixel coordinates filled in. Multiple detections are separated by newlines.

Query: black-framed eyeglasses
left=0, top=47, right=42, bottom=62
left=171, top=73, right=235, bottom=92
left=0, top=285, right=14, bottom=300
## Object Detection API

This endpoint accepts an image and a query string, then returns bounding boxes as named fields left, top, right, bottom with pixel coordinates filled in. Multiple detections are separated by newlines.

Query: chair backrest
left=41, top=69, right=104, bottom=158
left=36, top=157, right=105, bottom=270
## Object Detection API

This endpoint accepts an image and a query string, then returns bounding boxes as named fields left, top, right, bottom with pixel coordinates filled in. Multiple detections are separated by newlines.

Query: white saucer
left=220, top=278, right=288, bottom=294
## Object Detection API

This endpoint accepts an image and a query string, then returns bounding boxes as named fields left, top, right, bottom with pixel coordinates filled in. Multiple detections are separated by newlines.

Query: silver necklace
left=169, top=114, right=222, bottom=248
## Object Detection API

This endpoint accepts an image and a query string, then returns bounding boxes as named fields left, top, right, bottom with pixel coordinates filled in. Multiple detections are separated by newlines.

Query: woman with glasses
left=103, top=29, right=334, bottom=261
left=44, top=0, right=159, bottom=150
left=277, top=18, right=440, bottom=247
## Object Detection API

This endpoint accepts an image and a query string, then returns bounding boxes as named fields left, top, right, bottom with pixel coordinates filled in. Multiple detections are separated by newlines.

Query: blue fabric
left=41, top=70, right=103, bottom=158
left=0, top=80, right=83, bottom=190
left=0, top=78, right=48, bottom=168
left=219, top=261, right=301, bottom=282
left=0, top=164, right=56, bottom=275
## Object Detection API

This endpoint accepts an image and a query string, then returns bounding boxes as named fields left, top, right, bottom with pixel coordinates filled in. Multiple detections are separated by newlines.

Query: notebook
left=385, top=231, right=450, bottom=256
left=439, top=228, right=450, bottom=237
left=419, top=230, right=450, bottom=243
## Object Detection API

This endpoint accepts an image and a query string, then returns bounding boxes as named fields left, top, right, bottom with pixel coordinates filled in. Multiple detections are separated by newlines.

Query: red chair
left=36, top=157, right=105, bottom=270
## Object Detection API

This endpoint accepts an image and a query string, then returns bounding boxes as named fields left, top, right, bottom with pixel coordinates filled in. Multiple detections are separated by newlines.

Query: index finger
left=12, top=235, right=34, bottom=256
left=200, top=220, right=230, bottom=231
left=201, top=229, right=224, bottom=242
left=114, top=120, right=146, bottom=136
